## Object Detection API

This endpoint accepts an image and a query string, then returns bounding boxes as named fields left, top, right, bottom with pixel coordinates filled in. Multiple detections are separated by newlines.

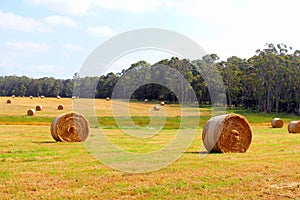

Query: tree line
left=1, top=43, right=300, bottom=113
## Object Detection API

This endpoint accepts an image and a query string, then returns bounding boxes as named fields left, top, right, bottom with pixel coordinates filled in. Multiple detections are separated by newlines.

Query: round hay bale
left=106, top=97, right=110, bottom=101
left=271, top=118, right=283, bottom=128
left=202, top=113, right=252, bottom=153
left=29, top=96, right=33, bottom=99
left=11, top=95, right=15, bottom=98
left=6, top=99, right=12, bottom=104
left=71, top=96, right=76, bottom=100
left=27, top=109, right=36, bottom=116
left=56, top=96, right=61, bottom=99
left=144, top=99, right=148, bottom=103
left=36, top=105, right=43, bottom=111
left=40, top=95, right=45, bottom=99
left=50, top=112, right=89, bottom=142
left=288, top=121, right=300, bottom=133
left=160, top=101, right=165, bottom=106
left=58, top=104, right=64, bottom=110
left=154, top=105, right=160, bottom=111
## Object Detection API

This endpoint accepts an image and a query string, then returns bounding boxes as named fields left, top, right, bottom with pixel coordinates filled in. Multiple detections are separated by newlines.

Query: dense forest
left=1, top=43, right=300, bottom=114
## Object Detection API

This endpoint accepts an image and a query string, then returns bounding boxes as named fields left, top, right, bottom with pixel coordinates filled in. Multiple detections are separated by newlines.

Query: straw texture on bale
left=154, top=105, right=160, bottom=111
left=36, top=105, right=43, bottom=111
left=58, top=104, right=64, bottom=110
left=27, top=109, right=36, bottom=116
left=202, top=113, right=252, bottom=153
left=160, top=102, right=165, bottom=106
left=6, top=99, right=11, bottom=104
left=271, top=118, right=283, bottom=128
left=51, top=112, right=89, bottom=142
left=288, top=121, right=300, bottom=133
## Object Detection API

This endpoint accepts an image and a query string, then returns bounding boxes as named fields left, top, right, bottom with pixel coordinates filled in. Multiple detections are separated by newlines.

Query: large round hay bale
left=271, top=118, right=283, bottom=128
left=202, top=113, right=252, bottom=153
left=56, top=96, right=61, bottom=99
left=40, top=95, right=45, bottom=99
left=57, top=104, right=64, bottom=110
left=144, top=99, right=148, bottom=103
left=51, top=112, right=89, bottom=142
left=106, top=97, right=110, bottom=101
left=29, top=96, right=33, bottom=99
left=27, top=109, right=36, bottom=116
left=36, top=105, right=43, bottom=111
left=6, top=99, right=12, bottom=104
left=154, top=105, right=160, bottom=111
left=288, top=121, right=300, bottom=133
left=160, top=101, right=165, bottom=106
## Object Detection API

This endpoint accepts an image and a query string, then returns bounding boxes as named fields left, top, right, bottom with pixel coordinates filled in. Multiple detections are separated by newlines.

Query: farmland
left=0, top=97, right=299, bottom=199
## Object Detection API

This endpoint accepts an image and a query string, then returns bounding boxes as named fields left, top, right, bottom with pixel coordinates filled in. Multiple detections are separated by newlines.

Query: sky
left=1, top=0, right=300, bottom=79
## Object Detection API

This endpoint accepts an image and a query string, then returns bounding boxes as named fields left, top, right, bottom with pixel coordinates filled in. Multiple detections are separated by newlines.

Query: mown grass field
left=0, top=97, right=299, bottom=199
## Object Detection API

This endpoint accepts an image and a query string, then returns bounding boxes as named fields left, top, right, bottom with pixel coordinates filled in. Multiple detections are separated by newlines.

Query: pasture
left=0, top=97, right=299, bottom=199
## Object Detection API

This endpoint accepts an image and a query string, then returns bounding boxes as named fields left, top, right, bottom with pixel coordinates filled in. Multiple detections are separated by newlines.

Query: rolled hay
left=27, top=109, right=36, bottom=116
left=58, top=104, right=64, bottom=110
left=56, top=96, right=61, bottom=99
left=202, top=113, right=252, bottom=153
left=106, top=97, right=110, bottom=101
left=6, top=99, right=12, bottom=104
left=160, top=101, right=165, bottom=106
left=29, top=96, right=33, bottom=99
left=271, top=118, right=283, bottom=128
left=35, top=105, right=43, bottom=111
left=40, top=95, right=45, bottom=99
left=144, top=99, right=148, bottom=103
left=71, top=96, right=76, bottom=100
left=50, top=112, right=89, bottom=142
left=154, top=105, right=160, bottom=111
left=11, top=95, right=15, bottom=98
left=288, top=121, right=300, bottom=133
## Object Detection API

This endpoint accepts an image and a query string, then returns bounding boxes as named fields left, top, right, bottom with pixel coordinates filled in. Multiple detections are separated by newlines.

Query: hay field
left=0, top=97, right=299, bottom=199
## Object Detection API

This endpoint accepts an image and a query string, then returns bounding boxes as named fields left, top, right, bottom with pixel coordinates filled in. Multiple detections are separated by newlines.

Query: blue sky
left=1, top=0, right=299, bottom=78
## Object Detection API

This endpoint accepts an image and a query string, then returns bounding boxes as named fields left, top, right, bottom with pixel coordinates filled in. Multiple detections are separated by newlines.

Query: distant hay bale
left=11, top=95, right=15, bottom=98
left=202, top=113, right=252, bottom=153
left=29, top=96, right=33, bottom=99
left=40, top=95, right=45, bottom=99
left=160, top=101, right=165, bottom=106
left=36, top=105, right=43, bottom=111
left=56, top=96, right=61, bottom=99
left=58, top=104, right=64, bottom=110
left=144, top=99, right=148, bottom=103
left=154, top=105, right=160, bottom=111
left=271, top=118, right=283, bottom=128
left=27, top=109, right=36, bottom=116
left=106, top=97, right=110, bottom=101
left=71, top=96, right=76, bottom=100
left=288, top=121, right=300, bottom=133
left=50, top=112, right=89, bottom=142
left=6, top=99, right=12, bottom=104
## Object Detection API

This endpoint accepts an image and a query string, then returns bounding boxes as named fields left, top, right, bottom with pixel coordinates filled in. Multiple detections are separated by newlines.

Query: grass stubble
left=0, top=97, right=299, bottom=199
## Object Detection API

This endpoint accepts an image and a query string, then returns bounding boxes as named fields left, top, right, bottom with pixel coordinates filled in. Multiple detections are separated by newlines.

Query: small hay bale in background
left=271, top=118, right=283, bottom=128
left=71, top=96, right=76, bottom=100
left=160, top=101, right=165, bottom=106
left=27, top=109, right=36, bottom=116
left=29, top=96, right=33, bottom=99
left=154, top=105, right=160, bottom=111
left=106, top=97, right=110, bottom=101
left=11, top=95, right=15, bottom=98
left=40, top=95, right=45, bottom=99
left=57, top=104, right=64, bottom=110
left=36, top=105, right=43, bottom=111
left=56, top=96, right=61, bottom=99
left=6, top=99, right=12, bottom=104
left=51, top=112, right=89, bottom=142
left=288, top=121, right=300, bottom=133
left=202, top=113, right=252, bottom=153
left=144, top=99, right=148, bottom=103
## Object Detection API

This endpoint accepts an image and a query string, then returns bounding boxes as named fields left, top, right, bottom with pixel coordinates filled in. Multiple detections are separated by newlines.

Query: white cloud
left=86, top=26, right=115, bottom=37
left=4, top=41, right=50, bottom=53
left=63, top=44, right=84, bottom=52
left=0, top=10, right=51, bottom=32
left=44, top=15, right=77, bottom=27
